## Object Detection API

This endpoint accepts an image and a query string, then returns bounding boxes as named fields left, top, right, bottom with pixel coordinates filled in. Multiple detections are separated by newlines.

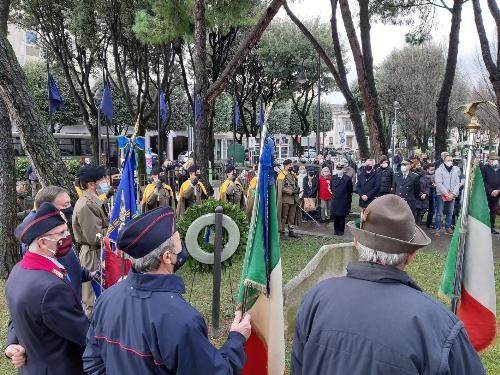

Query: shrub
left=16, top=158, right=29, bottom=181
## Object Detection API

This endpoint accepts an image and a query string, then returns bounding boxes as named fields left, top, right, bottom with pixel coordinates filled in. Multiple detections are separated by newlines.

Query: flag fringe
left=244, top=279, right=269, bottom=296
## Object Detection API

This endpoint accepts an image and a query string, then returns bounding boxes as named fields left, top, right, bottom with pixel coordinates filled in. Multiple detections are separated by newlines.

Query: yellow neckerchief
left=178, top=178, right=208, bottom=201
left=247, top=176, right=257, bottom=197
left=277, top=170, right=288, bottom=181
left=141, top=182, right=174, bottom=205
left=218, top=178, right=243, bottom=200
left=76, top=186, right=83, bottom=197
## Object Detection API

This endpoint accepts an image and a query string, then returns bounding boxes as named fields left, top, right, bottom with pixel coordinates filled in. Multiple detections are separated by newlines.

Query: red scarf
left=20, top=251, right=67, bottom=282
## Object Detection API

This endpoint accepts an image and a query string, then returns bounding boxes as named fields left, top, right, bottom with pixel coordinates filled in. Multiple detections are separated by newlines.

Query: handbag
left=304, top=197, right=317, bottom=212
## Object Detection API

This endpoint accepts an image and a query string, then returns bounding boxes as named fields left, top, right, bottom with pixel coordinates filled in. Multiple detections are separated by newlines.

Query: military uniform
left=277, top=162, right=301, bottom=236
left=83, top=207, right=247, bottom=374
left=246, top=176, right=258, bottom=221
left=72, top=190, right=108, bottom=317
left=141, top=182, right=176, bottom=213
left=176, top=177, right=208, bottom=216
left=219, top=178, right=245, bottom=209
left=8, top=203, right=89, bottom=374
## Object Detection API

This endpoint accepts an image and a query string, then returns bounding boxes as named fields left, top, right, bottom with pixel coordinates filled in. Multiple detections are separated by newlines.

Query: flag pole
left=450, top=114, right=481, bottom=314
left=46, top=60, right=53, bottom=133
left=241, top=103, right=273, bottom=315
left=157, top=58, right=163, bottom=166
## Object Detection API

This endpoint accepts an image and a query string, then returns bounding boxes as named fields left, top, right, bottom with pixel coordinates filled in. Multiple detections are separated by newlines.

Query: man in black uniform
left=5, top=203, right=88, bottom=374
left=83, top=207, right=251, bottom=374
left=482, top=153, right=500, bottom=234
left=392, top=160, right=422, bottom=218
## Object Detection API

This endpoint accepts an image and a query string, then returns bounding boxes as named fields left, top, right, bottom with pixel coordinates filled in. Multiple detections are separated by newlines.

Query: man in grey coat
left=434, top=154, right=462, bottom=236
left=291, top=195, right=484, bottom=375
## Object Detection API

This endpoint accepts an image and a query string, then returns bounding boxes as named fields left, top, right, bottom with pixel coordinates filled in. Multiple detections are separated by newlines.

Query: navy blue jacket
left=6, top=259, right=89, bottom=374
left=292, top=262, right=485, bottom=375
left=83, top=270, right=246, bottom=374
left=21, top=211, right=91, bottom=300
left=392, top=171, right=421, bottom=207
left=302, top=176, right=319, bottom=198
left=329, top=175, right=353, bottom=216
left=356, top=170, right=381, bottom=208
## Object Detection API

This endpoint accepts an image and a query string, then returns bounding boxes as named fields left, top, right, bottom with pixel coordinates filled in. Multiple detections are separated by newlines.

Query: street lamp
left=316, top=52, right=321, bottom=156
left=94, top=88, right=103, bottom=164
left=392, top=100, right=400, bottom=172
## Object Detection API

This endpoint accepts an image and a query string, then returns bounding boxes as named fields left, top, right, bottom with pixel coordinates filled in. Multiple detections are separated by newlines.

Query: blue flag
left=159, top=89, right=167, bottom=125
left=259, top=103, right=265, bottom=129
left=48, top=73, right=64, bottom=113
left=234, top=99, right=239, bottom=131
left=107, top=147, right=138, bottom=244
left=100, top=81, right=114, bottom=122
left=194, top=94, right=201, bottom=123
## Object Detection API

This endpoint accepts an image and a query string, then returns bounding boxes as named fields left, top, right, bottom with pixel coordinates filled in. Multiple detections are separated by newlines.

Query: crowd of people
left=5, top=148, right=497, bottom=374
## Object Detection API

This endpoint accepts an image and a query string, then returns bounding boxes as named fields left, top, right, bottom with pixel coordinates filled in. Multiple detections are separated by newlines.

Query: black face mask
left=308, top=173, right=315, bottom=177
left=365, top=165, right=373, bottom=172
left=287, top=167, right=293, bottom=172
left=173, top=241, right=189, bottom=273
left=61, top=206, right=74, bottom=222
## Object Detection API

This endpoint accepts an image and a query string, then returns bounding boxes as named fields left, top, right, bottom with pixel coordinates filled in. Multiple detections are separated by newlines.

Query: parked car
left=177, top=151, right=193, bottom=164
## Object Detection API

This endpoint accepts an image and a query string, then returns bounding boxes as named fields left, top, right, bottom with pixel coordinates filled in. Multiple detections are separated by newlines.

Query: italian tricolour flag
left=439, top=167, right=496, bottom=352
left=238, top=137, right=285, bottom=375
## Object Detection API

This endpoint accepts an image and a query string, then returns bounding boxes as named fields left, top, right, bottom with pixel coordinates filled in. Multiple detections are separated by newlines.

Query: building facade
left=7, top=24, right=42, bottom=65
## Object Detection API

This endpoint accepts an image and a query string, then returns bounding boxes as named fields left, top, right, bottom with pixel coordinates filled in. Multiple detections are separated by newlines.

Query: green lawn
left=1, top=237, right=499, bottom=373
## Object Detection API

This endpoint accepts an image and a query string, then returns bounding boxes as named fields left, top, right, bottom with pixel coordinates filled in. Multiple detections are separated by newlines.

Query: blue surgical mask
left=173, top=241, right=189, bottom=273
left=97, top=182, right=109, bottom=195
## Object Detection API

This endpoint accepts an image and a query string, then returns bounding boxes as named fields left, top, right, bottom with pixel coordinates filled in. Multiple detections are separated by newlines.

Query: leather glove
left=192, top=176, right=200, bottom=185
left=106, top=188, right=115, bottom=199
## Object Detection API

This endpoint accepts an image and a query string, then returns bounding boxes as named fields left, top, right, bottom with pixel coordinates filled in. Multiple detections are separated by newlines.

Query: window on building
left=57, top=138, right=75, bottom=156
left=13, top=136, right=25, bottom=156
left=344, top=118, right=353, bottom=131
left=25, top=31, right=38, bottom=45
left=329, top=137, right=334, bottom=145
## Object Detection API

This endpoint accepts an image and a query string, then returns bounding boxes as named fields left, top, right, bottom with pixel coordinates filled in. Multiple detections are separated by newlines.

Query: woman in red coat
left=319, top=166, right=333, bottom=222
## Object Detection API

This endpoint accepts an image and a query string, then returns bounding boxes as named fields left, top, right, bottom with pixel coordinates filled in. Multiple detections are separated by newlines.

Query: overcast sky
left=276, top=0, right=496, bottom=103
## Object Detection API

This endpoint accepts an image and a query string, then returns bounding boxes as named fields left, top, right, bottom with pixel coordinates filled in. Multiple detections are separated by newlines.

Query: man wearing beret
left=83, top=207, right=251, bottom=374
left=73, top=164, right=110, bottom=317
left=141, top=166, right=176, bottom=213
left=176, top=165, right=208, bottom=216
left=5, top=203, right=89, bottom=374
left=277, top=159, right=301, bottom=238
left=219, top=166, right=245, bottom=209
left=291, top=195, right=485, bottom=374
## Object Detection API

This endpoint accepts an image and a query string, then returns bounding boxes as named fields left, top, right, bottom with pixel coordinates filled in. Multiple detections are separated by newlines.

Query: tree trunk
left=0, top=30, right=76, bottom=199
left=0, top=99, right=19, bottom=278
left=472, top=0, right=500, bottom=118
left=338, top=0, right=384, bottom=159
left=435, top=0, right=463, bottom=157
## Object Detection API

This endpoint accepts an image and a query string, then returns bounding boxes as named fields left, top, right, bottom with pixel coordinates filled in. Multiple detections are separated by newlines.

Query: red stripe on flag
left=458, top=286, right=497, bottom=352
left=241, top=331, right=267, bottom=375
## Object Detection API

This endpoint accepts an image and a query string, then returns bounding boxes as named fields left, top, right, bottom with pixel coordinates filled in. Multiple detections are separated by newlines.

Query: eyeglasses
left=43, top=230, right=70, bottom=240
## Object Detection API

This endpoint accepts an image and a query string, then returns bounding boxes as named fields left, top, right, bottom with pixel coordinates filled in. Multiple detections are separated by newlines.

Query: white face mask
left=445, top=161, right=453, bottom=167
left=491, top=160, right=499, bottom=167
left=337, top=170, right=343, bottom=177
left=401, top=165, right=408, bottom=173
left=381, top=162, right=388, bottom=168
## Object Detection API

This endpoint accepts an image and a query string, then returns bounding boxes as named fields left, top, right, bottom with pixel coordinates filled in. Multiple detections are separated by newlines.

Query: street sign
left=391, top=122, right=397, bottom=137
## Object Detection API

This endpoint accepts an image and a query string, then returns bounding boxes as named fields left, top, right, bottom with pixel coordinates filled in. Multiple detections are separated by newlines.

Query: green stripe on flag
left=238, top=185, right=281, bottom=311
left=438, top=167, right=489, bottom=301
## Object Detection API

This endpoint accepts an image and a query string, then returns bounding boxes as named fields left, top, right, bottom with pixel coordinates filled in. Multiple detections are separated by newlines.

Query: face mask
left=337, top=170, right=344, bottom=177
left=44, top=235, right=73, bottom=258
left=308, top=173, right=314, bottom=178
left=96, top=182, right=109, bottom=195
left=61, top=206, right=73, bottom=222
left=381, top=162, right=388, bottom=169
left=299, top=170, right=306, bottom=175
left=445, top=161, right=453, bottom=167
left=287, top=167, right=293, bottom=172
left=401, top=165, right=408, bottom=173
left=491, top=160, right=499, bottom=167
left=365, top=165, right=373, bottom=172
left=428, top=170, right=435, bottom=175
left=173, top=241, right=189, bottom=273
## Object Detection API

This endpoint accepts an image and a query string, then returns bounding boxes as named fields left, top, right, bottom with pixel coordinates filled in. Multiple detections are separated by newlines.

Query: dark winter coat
left=329, top=175, right=353, bottom=216
left=355, top=170, right=381, bottom=208
left=482, top=164, right=500, bottom=205
left=376, top=166, right=393, bottom=195
left=83, top=269, right=246, bottom=374
left=416, top=173, right=433, bottom=209
left=302, top=176, right=319, bottom=199
left=6, top=253, right=89, bottom=375
left=392, top=171, right=421, bottom=211
left=291, top=262, right=485, bottom=375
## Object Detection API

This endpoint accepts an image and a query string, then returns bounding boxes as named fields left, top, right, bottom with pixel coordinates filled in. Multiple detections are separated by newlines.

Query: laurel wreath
left=176, top=198, right=248, bottom=273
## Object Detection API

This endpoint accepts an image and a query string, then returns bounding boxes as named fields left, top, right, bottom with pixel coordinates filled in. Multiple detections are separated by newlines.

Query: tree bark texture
left=338, top=0, right=385, bottom=159
left=0, top=98, right=20, bottom=278
left=0, top=0, right=10, bottom=35
left=0, top=31, right=76, bottom=198
left=472, top=0, right=500, bottom=117
left=284, top=1, right=369, bottom=159
left=435, top=0, right=463, bottom=158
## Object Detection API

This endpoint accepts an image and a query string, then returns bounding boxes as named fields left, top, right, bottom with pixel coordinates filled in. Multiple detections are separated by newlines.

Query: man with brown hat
left=291, top=195, right=484, bottom=374
left=482, top=153, right=500, bottom=234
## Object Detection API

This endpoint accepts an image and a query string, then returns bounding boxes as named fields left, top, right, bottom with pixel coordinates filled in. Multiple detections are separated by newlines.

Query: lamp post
left=316, top=52, right=321, bottom=156
left=392, top=100, right=400, bottom=172
left=94, top=88, right=103, bottom=164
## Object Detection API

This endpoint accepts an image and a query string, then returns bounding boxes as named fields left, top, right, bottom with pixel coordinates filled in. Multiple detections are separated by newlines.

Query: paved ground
left=295, top=218, right=500, bottom=260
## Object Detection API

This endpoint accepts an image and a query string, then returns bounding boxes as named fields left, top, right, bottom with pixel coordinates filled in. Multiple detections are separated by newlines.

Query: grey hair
left=357, top=243, right=409, bottom=267
left=131, top=237, right=177, bottom=273
left=34, top=186, right=68, bottom=209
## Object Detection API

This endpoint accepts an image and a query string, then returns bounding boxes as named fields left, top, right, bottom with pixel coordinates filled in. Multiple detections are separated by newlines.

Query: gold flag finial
left=456, top=100, right=496, bottom=133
